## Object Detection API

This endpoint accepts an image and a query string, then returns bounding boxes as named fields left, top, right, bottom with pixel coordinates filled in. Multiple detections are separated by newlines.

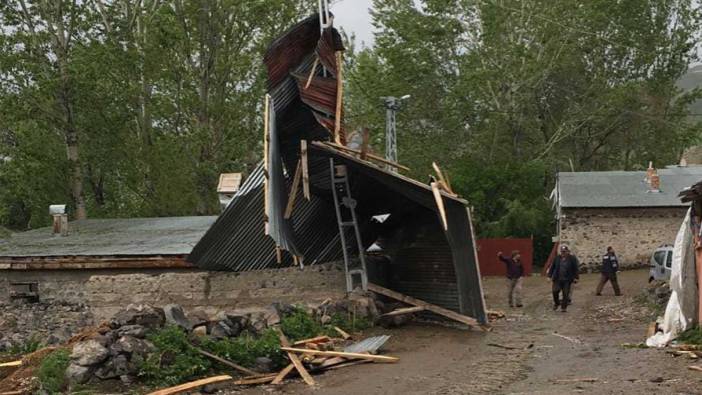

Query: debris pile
left=645, top=280, right=672, bottom=306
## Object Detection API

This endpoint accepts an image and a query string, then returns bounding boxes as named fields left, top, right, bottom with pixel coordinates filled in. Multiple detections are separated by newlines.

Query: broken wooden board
left=292, top=335, right=331, bottom=346
left=284, top=160, right=303, bottom=219
left=301, top=140, right=310, bottom=200
left=278, top=331, right=316, bottom=386
left=232, top=373, right=278, bottom=385
left=381, top=306, right=425, bottom=317
left=646, top=322, right=657, bottom=338
left=430, top=182, right=448, bottom=231
left=334, top=326, right=351, bottom=339
left=688, top=365, right=702, bottom=372
left=146, top=375, right=233, bottom=395
left=0, top=361, right=22, bottom=368
left=322, top=141, right=410, bottom=171
left=367, top=283, right=481, bottom=328
left=280, top=347, right=399, bottom=363
left=193, top=347, right=259, bottom=376
left=271, top=363, right=295, bottom=385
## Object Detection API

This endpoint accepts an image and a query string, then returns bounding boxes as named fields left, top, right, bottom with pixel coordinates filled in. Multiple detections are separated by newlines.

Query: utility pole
left=381, top=95, right=410, bottom=171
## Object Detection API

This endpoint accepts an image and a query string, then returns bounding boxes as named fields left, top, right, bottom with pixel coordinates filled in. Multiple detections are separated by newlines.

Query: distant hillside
left=678, top=64, right=702, bottom=116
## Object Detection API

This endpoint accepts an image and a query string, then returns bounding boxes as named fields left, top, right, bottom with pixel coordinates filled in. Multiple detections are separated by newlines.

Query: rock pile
left=0, top=300, right=93, bottom=352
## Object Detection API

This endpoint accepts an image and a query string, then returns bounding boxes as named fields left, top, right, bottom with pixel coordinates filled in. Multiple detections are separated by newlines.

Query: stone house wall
left=0, top=263, right=346, bottom=320
left=559, top=207, right=687, bottom=272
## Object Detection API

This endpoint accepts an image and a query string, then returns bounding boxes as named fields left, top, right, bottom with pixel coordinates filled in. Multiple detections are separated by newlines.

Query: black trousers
left=552, top=280, right=572, bottom=310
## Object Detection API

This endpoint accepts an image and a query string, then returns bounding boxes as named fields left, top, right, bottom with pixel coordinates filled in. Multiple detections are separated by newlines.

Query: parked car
left=649, top=244, right=673, bottom=282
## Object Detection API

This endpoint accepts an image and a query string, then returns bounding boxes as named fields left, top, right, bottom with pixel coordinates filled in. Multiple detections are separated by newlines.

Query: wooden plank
left=688, top=365, right=702, bottom=372
left=322, top=359, right=370, bottom=371
left=263, top=94, right=270, bottom=235
left=192, top=347, right=259, bottom=376
left=0, top=360, right=22, bottom=368
left=334, top=51, right=344, bottom=145
left=367, top=283, right=480, bottom=328
left=304, top=56, right=319, bottom=89
left=232, top=373, right=278, bottom=385
left=322, top=142, right=410, bottom=171
left=301, top=140, right=310, bottom=200
left=146, top=375, right=233, bottom=395
left=292, top=335, right=331, bottom=346
left=381, top=306, right=425, bottom=317
left=334, top=326, right=351, bottom=340
left=270, top=363, right=295, bottom=385
left=431, top=182, right=448, bottom=231
left=280, top=347, right=399, bottom=363
left=278, top=331, right=316, bottom=386
left=284, top=160, right=302, bottom=219
left=275, top=246, right=282, bottom=264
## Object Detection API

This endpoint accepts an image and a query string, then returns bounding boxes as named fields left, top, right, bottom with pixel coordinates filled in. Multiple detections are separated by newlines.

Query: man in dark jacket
left=596, top=246, right=622, bottom=296
left=548, top=245, right=579, bottom=312
left=498, top=250, right=524, bottom=308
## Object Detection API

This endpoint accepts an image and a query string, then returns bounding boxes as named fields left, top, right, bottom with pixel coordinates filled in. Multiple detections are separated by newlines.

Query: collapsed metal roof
left=188, top=13, right=487, bottom=323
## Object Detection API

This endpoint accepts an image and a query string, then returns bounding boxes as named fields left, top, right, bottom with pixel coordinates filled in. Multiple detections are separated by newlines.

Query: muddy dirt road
left=234, top=270, right=701, bottom=394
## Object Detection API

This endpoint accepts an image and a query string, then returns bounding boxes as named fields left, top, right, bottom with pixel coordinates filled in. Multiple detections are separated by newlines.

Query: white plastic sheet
left=646, top=207, right=698, bottom=347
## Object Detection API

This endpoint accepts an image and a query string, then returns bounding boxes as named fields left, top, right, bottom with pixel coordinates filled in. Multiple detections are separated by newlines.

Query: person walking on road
left=596, top=246, right=622, bottom=296
left=498, top=250, right=524, bottom=308
left=548, top=245, right=580, bottom=312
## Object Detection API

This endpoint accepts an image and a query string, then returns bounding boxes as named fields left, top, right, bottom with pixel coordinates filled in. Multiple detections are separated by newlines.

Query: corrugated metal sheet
left=343, top=335, right=390, bottom=354
left=188, top=164, right=343, bottom=271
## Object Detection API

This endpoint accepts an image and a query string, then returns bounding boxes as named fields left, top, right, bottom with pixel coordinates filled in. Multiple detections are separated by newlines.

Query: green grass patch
left=280, top=306, right=374, bottom=341
left=137, top=325, right=212, bottom=387
left=201, top=329, right=285, bottom=370
left=37, top=348, right=71, bottom=394
left=677, top=327, right=702, bottom=345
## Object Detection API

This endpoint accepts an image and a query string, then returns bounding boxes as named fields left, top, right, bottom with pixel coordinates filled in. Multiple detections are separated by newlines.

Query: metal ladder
left=329, top=159, right=368, bottom=292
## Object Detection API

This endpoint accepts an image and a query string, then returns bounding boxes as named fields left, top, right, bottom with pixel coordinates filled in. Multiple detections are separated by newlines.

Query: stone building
left=555, top=166, right=702, bottom=271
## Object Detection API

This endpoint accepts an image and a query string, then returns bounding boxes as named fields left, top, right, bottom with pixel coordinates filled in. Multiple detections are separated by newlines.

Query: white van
left=648, top=244, right=673, bottom=282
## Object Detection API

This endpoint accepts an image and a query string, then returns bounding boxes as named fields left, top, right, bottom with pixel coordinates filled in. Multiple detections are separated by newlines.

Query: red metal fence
left=476, top=238, right=533, bottom=276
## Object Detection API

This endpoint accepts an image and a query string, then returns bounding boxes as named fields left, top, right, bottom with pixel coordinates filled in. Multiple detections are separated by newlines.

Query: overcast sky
left=331, top=0, right=375, bottom=48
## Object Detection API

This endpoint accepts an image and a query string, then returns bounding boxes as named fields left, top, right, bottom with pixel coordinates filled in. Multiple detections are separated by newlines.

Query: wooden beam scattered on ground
left=284, top=160, right=303, bottom=219
left=487, top=343, right=524, bottom=350
left=292, top=336, right=331, bottom=346
left=367, top=283, right=482, bottom=328
left=280, top=347, right=399, bottom=363
left=333, top=326, right=351, bottom=340
left=381, top=306, right=425, bottom=317
left=271, top=363, right=295, bottom=385
left=146, top=375, right=233, bottom=395
left=321, top=359, right=370, bottom=371
left=278, top=331, right=316, bottom=386
left=232, top=373, right=278, bottom=385
left=688, top=365, right=702, bottom=372
left=192, top=347, right=260, bottom=376
left=551, top=333, right=582, bottom=344
left=0, top=360, right=22, bottom=368
left=301, top=140, right=310, bottom=200
left=430, top=182, right=448, bottom=231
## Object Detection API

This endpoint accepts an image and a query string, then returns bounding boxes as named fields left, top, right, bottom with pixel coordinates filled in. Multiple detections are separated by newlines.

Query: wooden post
left=263, top=94, right=270, bottom=235
left=431, top=182, right=448, bottom=231
left=301, top=140, right=310, bottom=200
left=305, top=56, right=319, bottom=90
left=284, top=161, right=302, bottom=219
left=276, top=246, right=282, bottom=264
left=334, top=51, right=344, bottom=145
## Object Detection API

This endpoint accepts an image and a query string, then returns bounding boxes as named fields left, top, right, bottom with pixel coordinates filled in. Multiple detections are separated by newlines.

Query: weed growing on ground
left=201, top=329, right=285, bottom=369
left=280, top=307, right=324, bottom=341
left=137, top=325, right=211, bottom=387
left=37, top=348, right=71, bottom=394
left=6, top=336, right=43, bottom=356
left=677, top=326, right=702, bottom=345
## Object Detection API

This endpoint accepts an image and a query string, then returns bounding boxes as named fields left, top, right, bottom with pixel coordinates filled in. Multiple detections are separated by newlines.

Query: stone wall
left=559, top=207, right=687, bottom=271
left=0, top=263, right=346, bottom=320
